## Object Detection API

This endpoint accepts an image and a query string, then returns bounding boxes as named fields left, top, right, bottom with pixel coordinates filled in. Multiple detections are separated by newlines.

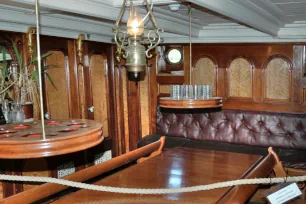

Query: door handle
left=88, top=106, right=94, bottom=113
left=45, top=112, right=50, bottom=120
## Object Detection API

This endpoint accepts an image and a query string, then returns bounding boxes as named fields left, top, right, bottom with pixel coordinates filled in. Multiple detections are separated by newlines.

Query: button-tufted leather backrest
left=156, top=108, right=306, bottom=150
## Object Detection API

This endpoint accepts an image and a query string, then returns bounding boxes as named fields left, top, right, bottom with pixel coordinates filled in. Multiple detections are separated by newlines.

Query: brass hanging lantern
left=113, top=0, right=163, bottom=78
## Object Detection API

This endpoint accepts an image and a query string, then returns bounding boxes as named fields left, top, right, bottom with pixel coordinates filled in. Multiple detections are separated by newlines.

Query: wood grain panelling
left=229, top=58, right=252, bottom=98
left=127, top=77, right=141, bottom=151
left=22, top=159, right=49, bottom=191
left=78, top=64, right=86, bottom=119
left=184, top=46, right=191, bottom=84
left=90, top=55, right=108, bottom=137
left=149, top=44, right=306, bottom=123
left=149, top=57, right=158, bottom=134
left=114, top=66, right=129, bottom=153
left=265, top=58, right=291, bottom=101
left=115, top=67, right=123, bottom=154
left=159, top=85, right=170, bottom=94
left=140, top=68, right=150, bottom=137
left=0, top=182, right=2, bottom=199
left=45, top=51, right=70, bottom=120
left=194, top=57, right=216, bottom=95
left=292, top=46, right=303, bottom=104
left=122, top=69, right=129, bottom=152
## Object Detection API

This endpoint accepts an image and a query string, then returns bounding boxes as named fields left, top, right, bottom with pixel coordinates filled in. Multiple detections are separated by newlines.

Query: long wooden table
left=53, top=147, right=262, bottom=204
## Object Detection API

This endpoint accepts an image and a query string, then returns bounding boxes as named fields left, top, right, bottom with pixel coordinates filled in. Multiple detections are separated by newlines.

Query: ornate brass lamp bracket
left=77, top=34, right=85, bottom=62
left=26, top=27, right=37, bottom=60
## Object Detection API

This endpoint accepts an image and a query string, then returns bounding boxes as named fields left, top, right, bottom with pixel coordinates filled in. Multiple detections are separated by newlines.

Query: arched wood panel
left=193, top=57, right=217, bottom=95
left=264, top=57, right=292, bottom=101
left=89, top=55, right=109, bottom=137
left=228, top=58, right=252, bottom=98
left=45, top=51, right=70, bottom=120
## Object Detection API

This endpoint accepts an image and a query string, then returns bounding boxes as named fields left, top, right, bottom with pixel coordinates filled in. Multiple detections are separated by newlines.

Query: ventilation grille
left=94, top=150, right=112, bottom=165
left=57, top=161, right=75, bottom=178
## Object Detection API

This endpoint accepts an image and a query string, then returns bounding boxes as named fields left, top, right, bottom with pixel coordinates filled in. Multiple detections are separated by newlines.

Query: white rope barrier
left=0, top=174, right=306, bottom=194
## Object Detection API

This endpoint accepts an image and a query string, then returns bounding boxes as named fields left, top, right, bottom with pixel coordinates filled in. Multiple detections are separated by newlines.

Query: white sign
left=267, top=183, right=302, bottom=204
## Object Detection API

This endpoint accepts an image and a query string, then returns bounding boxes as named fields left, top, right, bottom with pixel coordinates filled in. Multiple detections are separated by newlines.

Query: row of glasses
left=1, top=100, right=25, bottom=124
left=170, top=85, right=212, bottom=100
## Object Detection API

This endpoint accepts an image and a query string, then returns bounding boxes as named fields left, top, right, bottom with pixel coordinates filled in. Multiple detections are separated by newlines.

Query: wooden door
left=87, top=54, right=109, bottom=137
left=40, top=36, right=80, bottom=120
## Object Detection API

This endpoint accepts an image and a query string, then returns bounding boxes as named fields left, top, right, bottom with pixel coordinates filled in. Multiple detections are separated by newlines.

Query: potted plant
left=0, top=41, right=56, bottom=122
left=0, top=45, right=16, bottom=102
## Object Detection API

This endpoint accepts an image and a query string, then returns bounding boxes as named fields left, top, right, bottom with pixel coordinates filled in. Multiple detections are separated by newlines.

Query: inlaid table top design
left=0, top=119, right=103, bottom=158
left=54, top=147, right=262, bottom=204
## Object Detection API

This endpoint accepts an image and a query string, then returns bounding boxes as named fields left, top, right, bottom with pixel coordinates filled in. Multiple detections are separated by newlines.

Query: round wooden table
left=0, top=119, right=103, bottom=159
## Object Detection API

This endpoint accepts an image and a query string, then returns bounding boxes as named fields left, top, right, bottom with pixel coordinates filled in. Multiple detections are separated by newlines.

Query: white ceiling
left=157, top=4, right=233, bottom=26
left=1, top=0, right=306, bottom=43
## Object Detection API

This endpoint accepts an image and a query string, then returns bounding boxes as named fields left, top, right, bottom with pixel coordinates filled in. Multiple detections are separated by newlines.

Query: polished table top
left=53, top=148, right=262, bottom=204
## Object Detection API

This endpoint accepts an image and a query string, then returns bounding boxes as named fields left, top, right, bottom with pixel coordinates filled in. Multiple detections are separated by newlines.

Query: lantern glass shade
left=127, top=6, right=144, bottom=36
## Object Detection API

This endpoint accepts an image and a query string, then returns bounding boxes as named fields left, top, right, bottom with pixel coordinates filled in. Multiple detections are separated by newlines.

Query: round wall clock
left=166, top=48, right=183, bottom=65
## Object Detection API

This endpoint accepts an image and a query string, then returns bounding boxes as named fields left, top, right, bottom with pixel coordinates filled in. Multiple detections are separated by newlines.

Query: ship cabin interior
left=0, top=0, right=306, bottom=203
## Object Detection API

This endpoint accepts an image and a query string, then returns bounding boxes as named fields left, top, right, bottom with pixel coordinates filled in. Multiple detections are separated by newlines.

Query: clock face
left=166, top=48, right=183, bottom=65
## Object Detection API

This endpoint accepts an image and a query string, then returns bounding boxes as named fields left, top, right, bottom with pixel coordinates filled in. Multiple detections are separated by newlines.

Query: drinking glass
left=2, top=100, right=11, bottom=123
left=194, top=85, right=199, bottom=99
left=207, top=85, right=212, bottom=98
left=170, top=85, right=181, bottom=100
left=180, top=85, right=186, bottom=99
left=11, top=101, right=25, bottom=124
left=187, top=85, right=194, bottom=99
left=199, top=85, right=206, bottom=99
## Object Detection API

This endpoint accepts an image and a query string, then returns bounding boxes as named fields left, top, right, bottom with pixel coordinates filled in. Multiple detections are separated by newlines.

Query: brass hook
left=27, top=27, right=37, bottom=60
left=77, top=34, right=85, bottom=62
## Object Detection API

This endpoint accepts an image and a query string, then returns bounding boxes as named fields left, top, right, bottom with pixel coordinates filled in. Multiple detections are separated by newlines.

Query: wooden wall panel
left=217, top=68, right=226, bottom=99
left=78, top=64, right=86, bottom=119
left=90, top=55, right=109, bottom=137
left=140, top=68, right=150, bottom=137
left=115, top=67, right=123, bottom=154
left=228, top=58, right=252, bottom=98
left=22, top=159, right=49, bottom=191
left=114, top=66, right=129, bottom=153
left=184, top=46, right=191, bottom=84
left=265, top=58, right=291, bottom=100
left=127, top=78, right=141, bottom=151
left=45, top=51, right=70, bottom=120
left=149, top=57, right=158, bottom=134
left=292, top=46, right=303, bottom=104
left=159, top=85, right=170, bottom=94
left=194, top=57, right=216, bottom=95
left=122, top=69, right=129, bottom=152
left=253, top=69, right=262, bottom=102
left=0, top=182, right=3, bottom=199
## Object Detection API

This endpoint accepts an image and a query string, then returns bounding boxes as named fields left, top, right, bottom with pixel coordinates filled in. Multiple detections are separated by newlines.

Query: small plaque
left=266, top=183, right=302, bottom=204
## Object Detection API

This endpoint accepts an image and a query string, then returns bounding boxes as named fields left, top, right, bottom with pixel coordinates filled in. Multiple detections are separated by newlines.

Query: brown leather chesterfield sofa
left=138, top=107, right=306, bottom=169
